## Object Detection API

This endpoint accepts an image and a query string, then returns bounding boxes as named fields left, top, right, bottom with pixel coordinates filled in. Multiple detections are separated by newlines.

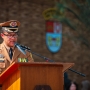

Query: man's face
left=1, top=31, right=18, bottom=47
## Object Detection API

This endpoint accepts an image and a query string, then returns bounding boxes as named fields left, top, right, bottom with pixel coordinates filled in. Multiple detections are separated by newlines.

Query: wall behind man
left=0, top=0, right=90, bottom=87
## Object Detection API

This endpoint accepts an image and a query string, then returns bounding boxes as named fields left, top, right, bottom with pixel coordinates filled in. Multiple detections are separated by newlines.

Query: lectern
left=0, top=62, right=74, bottom=90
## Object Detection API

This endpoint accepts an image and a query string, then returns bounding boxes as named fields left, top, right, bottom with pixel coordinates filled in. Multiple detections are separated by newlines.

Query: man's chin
left=9, top=43, right=15, bottom=47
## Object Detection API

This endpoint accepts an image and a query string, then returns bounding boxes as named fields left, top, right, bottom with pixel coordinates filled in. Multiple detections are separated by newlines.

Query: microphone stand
left=20, top=44, right=86, bottom=77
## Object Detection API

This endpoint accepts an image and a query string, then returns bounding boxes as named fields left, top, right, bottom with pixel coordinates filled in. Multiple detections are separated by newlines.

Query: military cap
left=0, top=20, right=20, bottom=33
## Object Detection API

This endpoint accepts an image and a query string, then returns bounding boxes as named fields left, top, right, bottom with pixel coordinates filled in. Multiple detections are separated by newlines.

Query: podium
left=0, top=62, right=74, bottom=90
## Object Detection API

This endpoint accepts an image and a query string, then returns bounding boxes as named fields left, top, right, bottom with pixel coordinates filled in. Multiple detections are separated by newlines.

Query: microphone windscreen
left=15, top=43, right=26, bottom=55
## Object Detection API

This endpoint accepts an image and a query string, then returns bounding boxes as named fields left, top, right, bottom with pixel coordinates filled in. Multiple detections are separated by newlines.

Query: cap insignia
left=10, top=22, right=17, bottom=27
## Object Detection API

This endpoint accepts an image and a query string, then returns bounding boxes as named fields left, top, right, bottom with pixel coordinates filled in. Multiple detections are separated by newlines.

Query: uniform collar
left=3, top=42, right=14, bottom=50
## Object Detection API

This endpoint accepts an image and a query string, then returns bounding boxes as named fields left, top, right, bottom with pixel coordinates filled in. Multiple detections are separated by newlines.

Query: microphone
left=15, top=43, right=86, bottom=77
left=15, top=43, right=26, bottom=55
left=20, top=44, right=31, bottom=51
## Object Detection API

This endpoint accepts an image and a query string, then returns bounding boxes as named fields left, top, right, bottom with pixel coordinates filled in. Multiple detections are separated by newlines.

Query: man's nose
left=10, top=36, right=16, bottom=39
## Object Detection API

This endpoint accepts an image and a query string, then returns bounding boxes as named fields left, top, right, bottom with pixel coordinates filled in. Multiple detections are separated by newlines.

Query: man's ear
left=1, top=33, right=4, bottom=38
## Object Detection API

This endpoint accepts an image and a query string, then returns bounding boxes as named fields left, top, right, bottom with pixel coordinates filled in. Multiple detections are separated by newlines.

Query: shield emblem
left=46, top=21, right=62, bottom=53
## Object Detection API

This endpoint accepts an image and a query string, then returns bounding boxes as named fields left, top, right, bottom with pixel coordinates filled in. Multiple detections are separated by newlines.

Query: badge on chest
left=18, top=58, right=28, bottom=62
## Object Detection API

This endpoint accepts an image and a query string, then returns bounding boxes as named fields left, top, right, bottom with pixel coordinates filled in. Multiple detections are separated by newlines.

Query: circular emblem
left=10, top=22, right=17, bottom=27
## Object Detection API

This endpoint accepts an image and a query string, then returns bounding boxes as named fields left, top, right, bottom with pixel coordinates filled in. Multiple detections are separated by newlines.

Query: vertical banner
left=46, top=21, right=62, bottom=53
